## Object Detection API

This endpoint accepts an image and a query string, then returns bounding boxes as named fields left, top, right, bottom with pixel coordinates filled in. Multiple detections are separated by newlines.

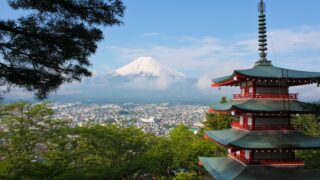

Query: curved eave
left=208, top=108, right=230, bottom=115
left=205, top=129, right=320, bottom=150
left=211, top=66, right=320, bottom=87
left=211, top=74, right=236, bottom=87
left=236, top=65, right=320, bottom=80
left=209, top=100, right=312, bottom=114
left=199, top=157, right=320, bottom=180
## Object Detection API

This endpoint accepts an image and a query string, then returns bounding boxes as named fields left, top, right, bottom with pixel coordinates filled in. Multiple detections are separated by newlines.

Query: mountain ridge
left=115, top=56, right=186, bottom=79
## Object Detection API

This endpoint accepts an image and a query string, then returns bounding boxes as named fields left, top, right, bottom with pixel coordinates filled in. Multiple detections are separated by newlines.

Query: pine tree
left=0, top=0, right=125, bottom=99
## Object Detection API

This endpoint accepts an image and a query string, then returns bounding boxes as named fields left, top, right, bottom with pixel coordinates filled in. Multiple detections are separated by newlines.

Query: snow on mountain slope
left=115, top=56, right=186, bottom=78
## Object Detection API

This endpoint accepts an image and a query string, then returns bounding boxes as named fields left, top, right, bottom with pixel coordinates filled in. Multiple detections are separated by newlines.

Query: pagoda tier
left=204, top=129, right=320, bottom=150
left=209, top=99, right=311, bottom=114
left=199, top=157, right=320, bottom=180
left=211, top=65, right=320, bottom=87
left=200, top=0, right=320, bottom=179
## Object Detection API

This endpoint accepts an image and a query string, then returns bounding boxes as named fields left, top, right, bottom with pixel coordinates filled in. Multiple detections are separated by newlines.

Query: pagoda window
left=245, top=150, right=250, bottom=160
left=233, top=76, right=238, bottom=81
left=247, top=81, right=253, bottom=86
left=236, top=150, right=240, bottom=157
left=239, top=116, right=244, bottom=126
left=248, top=117, right=253, bottom=126
left=241, top=88, right=245, bottom=96
left=249, top=87, right=254, bottom=94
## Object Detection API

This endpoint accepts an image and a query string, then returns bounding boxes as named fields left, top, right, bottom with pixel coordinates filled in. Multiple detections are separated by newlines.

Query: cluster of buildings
left=52, top=102, right=207, bottom=136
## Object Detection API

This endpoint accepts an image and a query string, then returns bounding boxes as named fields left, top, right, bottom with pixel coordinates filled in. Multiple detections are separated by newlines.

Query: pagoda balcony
left=231, top=121, right=300, bottom=131
left=229, top=154, right=305, bottom=166
left=232, top=93, right=299, bottom=100
left=230, top=121, right=252, bottom=130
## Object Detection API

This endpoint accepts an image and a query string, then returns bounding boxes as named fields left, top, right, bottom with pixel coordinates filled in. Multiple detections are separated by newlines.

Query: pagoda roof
left=210, top=99, right=311, bottom=113
left=212, top=65, right=320, bottom=87
left=205, top=129, right=320, bottom=149
left=199, top=157, right=320, bottom=180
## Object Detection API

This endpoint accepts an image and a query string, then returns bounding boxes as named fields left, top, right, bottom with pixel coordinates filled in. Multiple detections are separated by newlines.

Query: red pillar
left=252, top=114, right=256, bottom=130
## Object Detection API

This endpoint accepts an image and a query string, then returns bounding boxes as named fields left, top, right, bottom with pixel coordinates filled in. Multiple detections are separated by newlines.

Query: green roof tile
left=210, top=99, right=311, bottom=113
left=212, top=65, right=320, bottom=84
left=205, top=129, right=320, bottom=149
left=199, top=157, right=245, bottom=180
left=199, top=157, right=320, bottom=180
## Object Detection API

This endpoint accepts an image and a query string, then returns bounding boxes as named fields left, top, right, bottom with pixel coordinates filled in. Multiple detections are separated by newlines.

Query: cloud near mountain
left=112, top=56, right=187, bottom=90
left=36, top=56, right=211, bottom=103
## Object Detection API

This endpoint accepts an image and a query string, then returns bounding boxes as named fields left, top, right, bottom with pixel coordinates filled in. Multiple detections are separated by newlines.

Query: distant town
left=52, top=103, right=207, bottom=136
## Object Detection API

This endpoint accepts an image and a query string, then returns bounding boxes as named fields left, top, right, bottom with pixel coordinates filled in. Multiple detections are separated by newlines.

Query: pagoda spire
left=255, top=0, right=272, bottom=66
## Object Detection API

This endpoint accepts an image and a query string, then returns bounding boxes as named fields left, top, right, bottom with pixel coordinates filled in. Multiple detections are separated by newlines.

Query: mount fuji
left=115, top=56, right=186, bottom=79
left=13, top=56, right=212, bottom=103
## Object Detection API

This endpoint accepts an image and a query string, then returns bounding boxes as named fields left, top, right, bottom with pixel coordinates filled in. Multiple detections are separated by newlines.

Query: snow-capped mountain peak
left=115, top=56, right=186, bottom=78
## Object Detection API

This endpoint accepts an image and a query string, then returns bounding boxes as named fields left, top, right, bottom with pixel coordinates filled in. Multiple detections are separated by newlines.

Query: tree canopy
left=0, top=102, right=223, bottom=179
left=1, top=102, right=319, bottom=178
left=203, top=112, right=231, bottom=130
left=0, top=0, right=125, bottom=99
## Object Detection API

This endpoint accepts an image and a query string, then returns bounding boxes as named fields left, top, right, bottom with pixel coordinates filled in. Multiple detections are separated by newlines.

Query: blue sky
left=99, top=0, right=320, bottom=77
left=2, top=0, right=320, bottom=76
left=2, top=0, right=320, bottom=100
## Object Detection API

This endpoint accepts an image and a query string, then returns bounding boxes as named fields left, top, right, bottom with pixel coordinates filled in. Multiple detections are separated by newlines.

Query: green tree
left=168, top=125, right=224, bottom=176
left=173, top=171, right=201, bottom=180
left=292, top=114, right=320, bottom=169
left=144, top=137, right=173, bottom=176
left=64, top=125, right=155, bottom=179
left=303, top=102, right=320, bottom=120
left=0, top=0, right=125, bottom=99
left=220, top=96, right=227, bottom=104
left=0, top=103, right=157, bottom=179
left=0, top=103, right=228, bottom=179
left=169, top=125, right=197, bottom=170
left=0, top=102, right=72, bottom=179
left=203, top=112, right=231, bottom=130
left=292, top=114, right=320, bottom=137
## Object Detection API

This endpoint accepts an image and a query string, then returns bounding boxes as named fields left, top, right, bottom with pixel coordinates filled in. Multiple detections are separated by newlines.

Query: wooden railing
left=231, top=121, right=300, bottom=131
left=232, top=93, right=298, bottom=100
left=231, top=121, right=252, bottom=130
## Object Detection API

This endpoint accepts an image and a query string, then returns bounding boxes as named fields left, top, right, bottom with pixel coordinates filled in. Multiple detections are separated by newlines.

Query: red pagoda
left=199, top=0, right=320, bottom=179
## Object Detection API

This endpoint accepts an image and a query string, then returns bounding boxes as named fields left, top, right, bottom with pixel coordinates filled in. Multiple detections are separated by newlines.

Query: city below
left=52, top=102, right=207, bottom=136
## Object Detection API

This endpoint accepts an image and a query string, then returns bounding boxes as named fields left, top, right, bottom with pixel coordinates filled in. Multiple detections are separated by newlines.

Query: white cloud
left=237, top=26, right=320, bottom=55
left=116, top=75, right=172, bottom=90
left=106, top=25, right=320, bottom=94
left=107, top=36, right=253, bottom=77
left=142, top=32, right=160, bottom=37
left=291, top=84, right=320, bottom=102
left=4, top=26, right=320, bottom=101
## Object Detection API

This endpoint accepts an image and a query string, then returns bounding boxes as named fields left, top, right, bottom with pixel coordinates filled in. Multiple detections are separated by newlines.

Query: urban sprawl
left=52, top=103, right=207, bottom=136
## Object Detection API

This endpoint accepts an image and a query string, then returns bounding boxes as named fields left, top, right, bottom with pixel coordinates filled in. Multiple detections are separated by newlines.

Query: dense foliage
left=0, top=102, right=223, bottom=179
left=0, top=0, right=125, bottom=99
left=203, top=112, right=231, bottom=130
left=1, top=102, right=319, bottom=179
left=293, top=114, right=320, bottom=169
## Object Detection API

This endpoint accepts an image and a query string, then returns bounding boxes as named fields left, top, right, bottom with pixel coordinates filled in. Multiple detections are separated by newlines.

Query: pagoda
left=199, top=0, right=320, bottom=179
